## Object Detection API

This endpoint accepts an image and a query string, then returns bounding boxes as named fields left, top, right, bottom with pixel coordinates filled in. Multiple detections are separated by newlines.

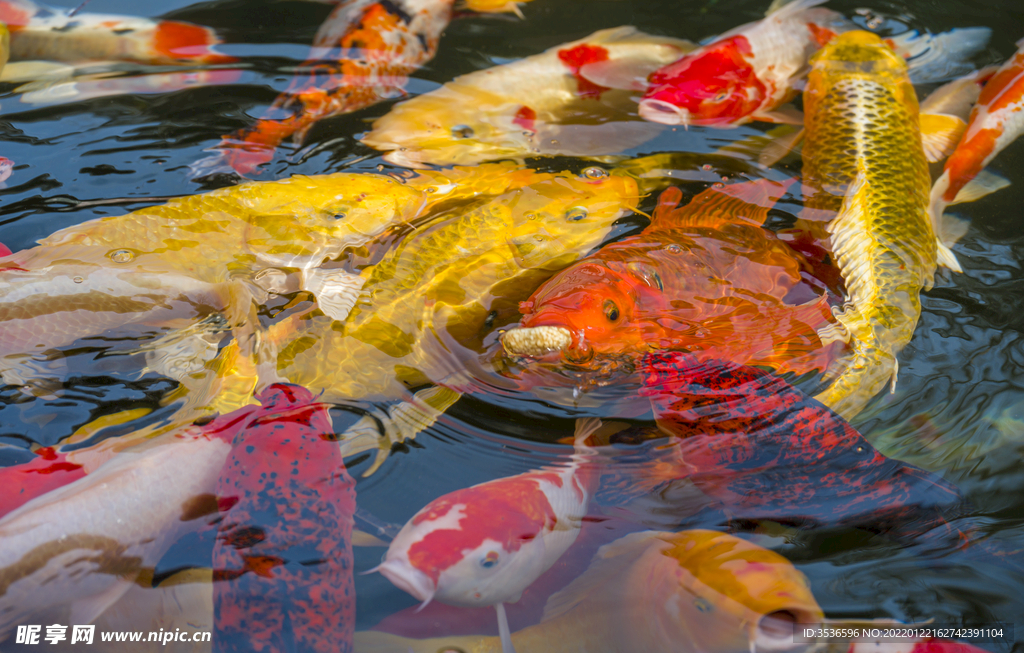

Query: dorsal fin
left=649, top=177, right=795, bottom=231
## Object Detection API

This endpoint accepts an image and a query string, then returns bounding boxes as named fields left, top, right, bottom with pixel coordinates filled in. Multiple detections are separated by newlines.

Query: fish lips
left=638, top=99, right=692, bottom=126
left=378, top=558, right=436, bottom=605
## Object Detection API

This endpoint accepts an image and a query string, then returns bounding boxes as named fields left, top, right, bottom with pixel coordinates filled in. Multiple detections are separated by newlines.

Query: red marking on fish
left=806, top=23, right=838, bottom=49
left=512, top=105, right=537, bottom=132
left=942, top=126, right=1000, bottom=202
left=638, top=352, right=971, bottom=544
left=213, top=383, right=356, bottom=653
left=644, top=36, right=766, bottom=126
left=0, top=447, right=86, bottom=519
left=152, top=21, right=236, bottom=65
left=0, top=1, right=33, bottom=29
left=407, top=475, right=558, bottom=583
left=205, top=0, right=451, bottom=176
left=557, top=43, right=611, bottom=99
left=0, top=243, right=10, bottom=258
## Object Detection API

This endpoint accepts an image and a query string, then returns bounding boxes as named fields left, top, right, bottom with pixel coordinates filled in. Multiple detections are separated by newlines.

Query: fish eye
left=565, top=207, right=588, bottom=221
left=603, top=300, right=620, bottom=322
left=451, top=124, right=475, bottom=139
left=713, top=91, right=729, bottom=102
left=480, top=551, right=500, bottom=568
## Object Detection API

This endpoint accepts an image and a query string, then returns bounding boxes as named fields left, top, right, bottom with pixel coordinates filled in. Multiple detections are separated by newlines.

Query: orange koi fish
left=501, top=178, right=843, bottom=379
left=195, top=0, right=531, bottom=177
left=0, top=0, right=234, bottom=65
left=929, top=39, right=1024, bottom=238
left=630, top=0, right=989, bottom=129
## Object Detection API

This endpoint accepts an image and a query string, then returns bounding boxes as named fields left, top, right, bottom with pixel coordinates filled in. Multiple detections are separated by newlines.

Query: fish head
left=505, top=260, right=647, bottom=364
left=639, top=37, right=766, bottom=127
left=363, top=86, right=539, bottom=167
left=646, top=530, right=824, bottom=652
left=807, top=30, right=916, bottom=111
left=380, top=476, right=562, bottom=608
left=503, top=170, right=639, bottom=269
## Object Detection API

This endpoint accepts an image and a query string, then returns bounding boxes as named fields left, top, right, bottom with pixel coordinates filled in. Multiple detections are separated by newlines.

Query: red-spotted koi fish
left=929, top=39, right=1024, bottom=239
left=0, top=0, right=234, bottom=65
left=195, top=0, right=531, bottom=177
left=0, top=446, right=85, bottom=520
left=632, top=0, right=990, bottom=129
left=213, top=383, right=356, bottom=653
left=638, top=351, right=973, bottom=546
left=377, top=421, right=597, bottom=653
left=501, top=178, right=843, bottom=380
left=363, top=27, right=694, bottom=167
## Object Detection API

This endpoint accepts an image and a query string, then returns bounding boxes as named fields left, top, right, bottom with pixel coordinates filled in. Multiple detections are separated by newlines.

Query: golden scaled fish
left=354, top=529, right=824, bottom=653
left=363, top=27, right=694, bottom=167
left=0, top=162, right=527, bottom=387
left=802, top=31, right=949, bottom=420
left=264, top=167, right=639, bottom=472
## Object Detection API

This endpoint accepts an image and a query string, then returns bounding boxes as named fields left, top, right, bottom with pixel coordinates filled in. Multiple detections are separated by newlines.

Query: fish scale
left=801, top=31, right=938, bottom=420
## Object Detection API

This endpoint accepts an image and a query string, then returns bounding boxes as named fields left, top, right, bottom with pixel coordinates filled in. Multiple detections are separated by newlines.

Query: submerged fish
left=801, top=30, right=948, bottom=420
left=634, top=0, right=989, bottom=129
left=356, top=529, right=824, bottom=653
left=195, top=0, right=531, bottom=177
left=0, top=162, right=527, bottom=387
left=265, top=167, right=639, bottom=472
left=929, top=40, right=1024, bottom=235
left=0, top=0, right=233, bottom=64
left=213, top=384, right=356, bottom=653
left=639, top=351, right=971, bottom=545
left=377, top=421, right=597, bottom=653
left=363, top=27, right=694, bottom=167
left=501, top=177, right=842, bottom=379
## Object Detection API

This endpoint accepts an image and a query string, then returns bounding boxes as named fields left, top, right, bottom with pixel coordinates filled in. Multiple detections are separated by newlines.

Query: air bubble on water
left=73, top=276, right=84, bottom=284
left=109, top=249, right=133, bottom=263
left=702, top=164, right=713, bottom=171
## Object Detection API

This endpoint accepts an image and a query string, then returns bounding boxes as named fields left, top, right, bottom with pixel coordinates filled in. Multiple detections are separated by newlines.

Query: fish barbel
left=501, top=178, right=843, bottom=379
left=355, top=529, right=824, bottom=653
left=0, top=0, right=234, bottom=65
left=801, top=30, right=943, bottom=420
left=266, top=167, right=639, bottom=472
left=0, top=162, right=528, bottom=386
left=363, top=27, right=694, bottom=167
left=195, top=0, right=532, bottom=177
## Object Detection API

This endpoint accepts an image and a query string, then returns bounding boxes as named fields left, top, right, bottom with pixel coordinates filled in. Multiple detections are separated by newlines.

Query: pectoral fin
left=752, top=105, right=804, bottom=125
left=920, top=112, right=967, bottom=163
left=950, top=169, right=1010, bottom=205
left=302, top=268, right=365, bottom=322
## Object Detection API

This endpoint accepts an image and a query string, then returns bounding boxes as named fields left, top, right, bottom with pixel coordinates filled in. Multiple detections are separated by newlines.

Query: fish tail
left=812, top=318, right=897, bottom=420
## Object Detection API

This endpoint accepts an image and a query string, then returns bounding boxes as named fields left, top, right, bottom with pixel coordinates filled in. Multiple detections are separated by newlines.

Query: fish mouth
left=378, top=558, right=436, bottom=605
left=754, top=610, right=818, bottom=653
left=638, top=99, right=690, bottom=127
left=501, top=326, right=572, bottom=357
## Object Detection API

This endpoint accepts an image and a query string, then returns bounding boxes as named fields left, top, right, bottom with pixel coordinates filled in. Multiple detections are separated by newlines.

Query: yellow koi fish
left=802, top=31, right=948, bottom=420
left=0, top=162, right=528, bottom=388
left=363, top=27, right=693, bottom=167
left=354, top=529, right=824, bottom=653
left=264, top=167, right=639, bottom=473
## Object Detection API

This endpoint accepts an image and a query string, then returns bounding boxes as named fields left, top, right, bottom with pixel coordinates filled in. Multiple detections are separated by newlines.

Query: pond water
left=0, top=0, right=1022, bottom=650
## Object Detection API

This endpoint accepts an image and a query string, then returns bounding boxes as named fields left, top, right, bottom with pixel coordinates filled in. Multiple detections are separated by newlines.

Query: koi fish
left=0, top=162, right=527, bottom=388
left=0, top=0, right=234, bottom=65
left=213, top=383, right=356, bottom=653
left=194, top=0, right=531, bottom=177
left=802, top=31, right=951, bottom=420
left=639, top=351, right=971, bottom=546
left=501, top=177, right=843, bottom=379
left=377, top=421, right=596, bottom=653
left=929, top=40, right=1024, bottom=238
left=356, top=529, right=824, bottom=653
left=633, top=0, right=990, bottom=129
left=0, top=446, right=86, bottom=520
left=363, top=27, right=694, bottom=167
left=266, top=167, right=639, bottom=473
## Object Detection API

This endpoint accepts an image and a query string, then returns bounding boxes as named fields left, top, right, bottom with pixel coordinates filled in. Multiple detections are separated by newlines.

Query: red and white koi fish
left=929, top=39, right=1024, bottom=240
left=376, top=421, right=598, bottom=653
left=194, top=0, right=531, bottom=178
left=0, top=0, right=234, bottom=65
left=631, top=0, right=990, bottom=129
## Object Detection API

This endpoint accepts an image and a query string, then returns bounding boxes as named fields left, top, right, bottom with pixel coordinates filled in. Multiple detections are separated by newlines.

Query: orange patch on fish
left=0, top=1, right=33, bottom=29
left=407, top=475, right=560, bottom=583
left=943, top=127, right=1000, bottom=202
left=513, top=105, right=537, bottom=132
left=153, top=21, right=236, bottom=64
left=807, top=23, right=838, bottom=49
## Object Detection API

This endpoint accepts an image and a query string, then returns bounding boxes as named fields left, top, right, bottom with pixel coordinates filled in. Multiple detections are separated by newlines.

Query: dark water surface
left=1, top=0, right=1023, bottom=649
